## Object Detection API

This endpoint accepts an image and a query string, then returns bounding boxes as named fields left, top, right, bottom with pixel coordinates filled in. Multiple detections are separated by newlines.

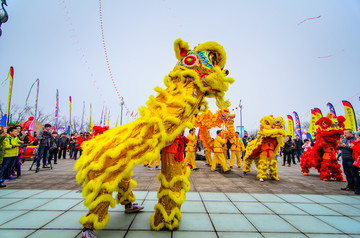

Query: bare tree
left=248, top=129, right=259, bottom=138
left=301, top=121, right=310, bottom=132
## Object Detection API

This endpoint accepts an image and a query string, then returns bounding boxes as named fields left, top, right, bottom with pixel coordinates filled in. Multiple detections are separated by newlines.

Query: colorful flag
left=342, top=100, right=358, bottom=131
left=0, top=114, right=6, bottom=127
left=293, top=111, right=302, bottom=139
left=307, top=109, right=317, bottom=139
left=25, top=79, right=38, bottom=106
left=34, top=79, right=40, bottom=123
left=89, top=104, right=93, bottom=133
left=67, top=96, right=72, bottom=135
left=107, top=111, right=110, bottom=127
left=5, top=67, right=14, bottom=126
left=55, top=89, right=59, bottom=132
left=287, top=115, right=294, bottom=138
left=327, top=102, right=336, bottom=116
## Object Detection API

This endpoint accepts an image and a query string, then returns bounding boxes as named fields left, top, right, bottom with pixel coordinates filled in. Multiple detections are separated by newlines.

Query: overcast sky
left=0, top=0, right=359, bottom=133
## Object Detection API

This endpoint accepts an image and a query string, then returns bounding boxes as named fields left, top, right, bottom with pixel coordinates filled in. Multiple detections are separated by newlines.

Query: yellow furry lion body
left=74, top=38, right=234, bottom=230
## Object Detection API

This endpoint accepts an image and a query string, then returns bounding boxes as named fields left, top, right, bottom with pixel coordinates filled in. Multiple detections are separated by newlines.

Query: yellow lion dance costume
left=243, top=116, right=286, bottom=181
left=74, top=38, right=234, bottom=231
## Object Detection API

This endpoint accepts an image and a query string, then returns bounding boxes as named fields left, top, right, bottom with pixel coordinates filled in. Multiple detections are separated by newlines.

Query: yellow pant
left=229, top=151, right=241, bottom=167
left=211, top=152, right=229, bottom=172
left=148, top=157, right=161, bottom=168
left=185, top=151, right=197, bottom=169
left=205, top=151, right=212, bottom=165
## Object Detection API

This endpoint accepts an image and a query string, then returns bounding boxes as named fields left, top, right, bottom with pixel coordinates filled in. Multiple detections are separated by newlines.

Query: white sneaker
left=155, top=166, right=161, bottom=170
left=147, top=166, right=153, bottom=170
left=82, top=228, right=97, bottom=238
left=125, top=203, right=144, bottom=213
left=259, top=178, right=264, bottom=182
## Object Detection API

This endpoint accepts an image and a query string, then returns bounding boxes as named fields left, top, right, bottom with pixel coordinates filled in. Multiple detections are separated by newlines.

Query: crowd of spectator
left=0, top=123, right=91, bottom=188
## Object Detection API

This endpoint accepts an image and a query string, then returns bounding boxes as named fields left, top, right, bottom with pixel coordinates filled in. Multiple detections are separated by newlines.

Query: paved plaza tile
left=0, top=159, right=359, bottom=237
left=0, top=190, right=359, bottom=237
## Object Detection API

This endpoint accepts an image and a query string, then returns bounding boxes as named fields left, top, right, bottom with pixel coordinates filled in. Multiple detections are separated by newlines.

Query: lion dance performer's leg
left=205, top=150, right=212, bottom=165
left=79, top=172, right=136, bottom=230
left=243, top=152, right=252, bottom=174
left=229, top=151, right=236, bottom=167
left=330, top=158, right=344, bottom=181
left=300, top=149, right=313, bottom=175
left=150, top=151, right=190, bottom=230
left=235, top=151, right=241, bottom=167
left=211, top=153, right=219, bottom=171
left=267, top=151, right=279, bottom=180
left=257, top=151, right=270, bottom=180
left=211, top=152, right=229, bottom=172
left=319, top=153, right=344, bottom=181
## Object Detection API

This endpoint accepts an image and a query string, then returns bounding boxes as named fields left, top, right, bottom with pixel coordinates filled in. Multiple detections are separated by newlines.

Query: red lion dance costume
left=300, top=114, right=346, bottom=181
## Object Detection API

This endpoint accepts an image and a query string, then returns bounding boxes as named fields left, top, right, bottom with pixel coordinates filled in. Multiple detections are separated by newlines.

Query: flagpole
left=34, top=79, right=40, bottom=125
left=55, top=89, right=59, bottom=132
left=80, top=101, right=85, bottom=133
left=68, top=96, right=72, bottom=135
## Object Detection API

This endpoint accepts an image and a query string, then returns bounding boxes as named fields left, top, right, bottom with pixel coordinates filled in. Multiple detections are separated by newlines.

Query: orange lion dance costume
left=300, top=114, right=346, bottom=181
left=74, top=38, right=234, bottom=231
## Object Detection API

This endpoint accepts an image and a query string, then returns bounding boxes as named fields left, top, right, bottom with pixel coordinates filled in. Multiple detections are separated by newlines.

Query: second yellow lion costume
left=243, top=116, right=286, bottom=181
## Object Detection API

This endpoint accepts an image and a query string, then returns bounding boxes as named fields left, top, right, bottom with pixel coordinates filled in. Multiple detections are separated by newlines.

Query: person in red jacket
left=73, top=133, right=84, bottom=160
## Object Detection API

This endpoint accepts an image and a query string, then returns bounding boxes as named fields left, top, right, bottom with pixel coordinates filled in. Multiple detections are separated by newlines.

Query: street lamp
left=239, top=100, right=243, bottom=136
left=120, top=97, right=124, bottom=126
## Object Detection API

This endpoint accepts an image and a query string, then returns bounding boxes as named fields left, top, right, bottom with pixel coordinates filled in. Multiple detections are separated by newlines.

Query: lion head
left=315, top=113, right=345, bottom=140
left=173, top=38, right=234, bottom=108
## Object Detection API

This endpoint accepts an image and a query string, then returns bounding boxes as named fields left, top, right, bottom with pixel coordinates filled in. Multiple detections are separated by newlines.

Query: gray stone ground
left=4, top=153, right=352, bottom=196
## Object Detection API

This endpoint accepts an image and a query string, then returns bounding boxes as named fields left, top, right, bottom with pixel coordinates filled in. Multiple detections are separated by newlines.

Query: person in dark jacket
left=338, top=129, right=359, bottom=194
left=226, top=139, right=232, bottom=160
left=282, top=136, right=293, bottom=166
left=294, top=135, right=304, bottom=163
left=49, top=132, right=60, bottom=164
left=241, top=135, right=248, bottom=159
left=36, top=124, right=52, bottom=170
left=69, top=133, right=77, bottom=159
left=58, top=133, right=69, bottom=159
left=32, top=131, right=39, bottom=146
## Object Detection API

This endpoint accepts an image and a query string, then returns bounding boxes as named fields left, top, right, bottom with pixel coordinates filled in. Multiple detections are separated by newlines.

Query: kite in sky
left=317, top=55, right=333, bottom=59
left=297, top=16, right=321, bottom=26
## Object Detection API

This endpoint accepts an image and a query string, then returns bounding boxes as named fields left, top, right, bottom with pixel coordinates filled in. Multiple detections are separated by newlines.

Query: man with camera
left=36, top=124, right=52, bottom=171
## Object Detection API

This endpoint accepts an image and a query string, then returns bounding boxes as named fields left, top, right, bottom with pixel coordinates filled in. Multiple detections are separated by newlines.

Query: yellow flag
left=342, top=100, right=358, bottom=131
left=313, top=108, right=323, bottom=133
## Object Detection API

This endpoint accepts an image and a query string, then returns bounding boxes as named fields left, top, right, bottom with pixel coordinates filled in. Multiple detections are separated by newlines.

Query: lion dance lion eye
left=208, top=52, right=217, bottom=66
left=182, top=55, right=198, bottom=67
